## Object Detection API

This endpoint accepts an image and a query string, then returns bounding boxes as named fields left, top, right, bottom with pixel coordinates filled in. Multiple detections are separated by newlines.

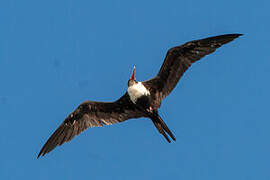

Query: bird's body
left=38, top=34, right=242, bottom=158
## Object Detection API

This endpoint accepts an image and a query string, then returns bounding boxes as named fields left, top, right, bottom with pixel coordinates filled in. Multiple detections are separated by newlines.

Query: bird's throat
left=127, top=82, right=150, bottom=104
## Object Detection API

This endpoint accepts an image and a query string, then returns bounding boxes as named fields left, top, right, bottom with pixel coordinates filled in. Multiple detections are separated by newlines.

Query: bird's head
left=128, top=66, right=137, bottom=87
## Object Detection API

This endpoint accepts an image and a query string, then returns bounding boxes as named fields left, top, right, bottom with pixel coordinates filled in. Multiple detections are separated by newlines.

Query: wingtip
left=233, top=33, right=244, bottom=37
left=37, top=151, right=43, bottom=159
left=223, top=33, right=243, bottom=44
left=227, top=33, right=243, bottom=36
left=219, top=33, right=243, bottom=39
left=225, top=33, right=244, bottom=39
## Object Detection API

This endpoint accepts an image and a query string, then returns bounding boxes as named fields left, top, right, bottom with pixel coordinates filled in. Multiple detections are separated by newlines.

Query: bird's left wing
left=143, top=34, right=242, bottom=108
left=38, top=93, right=143, bottom=158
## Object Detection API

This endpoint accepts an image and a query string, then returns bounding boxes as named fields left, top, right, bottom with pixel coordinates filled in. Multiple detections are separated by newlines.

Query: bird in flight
left=38, top=34, right=242, bottom=158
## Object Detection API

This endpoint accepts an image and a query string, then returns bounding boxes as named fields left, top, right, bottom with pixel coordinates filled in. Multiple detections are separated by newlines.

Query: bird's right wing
left=38, top=93, right=144, bottom=158
left=143, top=34, right=242, bottom=108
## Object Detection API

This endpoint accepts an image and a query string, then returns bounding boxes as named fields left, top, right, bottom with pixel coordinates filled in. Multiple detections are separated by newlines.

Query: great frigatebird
left=38, top=34, right=242, bottom=158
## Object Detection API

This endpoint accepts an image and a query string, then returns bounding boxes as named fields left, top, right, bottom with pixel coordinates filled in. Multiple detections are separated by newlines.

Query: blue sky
left=1, top=0, right=269, bottom=179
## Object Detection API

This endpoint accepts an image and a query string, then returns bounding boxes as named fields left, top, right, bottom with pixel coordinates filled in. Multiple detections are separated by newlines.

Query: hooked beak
left=130, top=66, right=136, bottom=80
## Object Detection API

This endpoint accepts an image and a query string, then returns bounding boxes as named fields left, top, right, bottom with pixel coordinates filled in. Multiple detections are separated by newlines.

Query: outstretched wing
left=143, top=34, right=242, bottom=108
left=38, top=93, right=143, bottom=158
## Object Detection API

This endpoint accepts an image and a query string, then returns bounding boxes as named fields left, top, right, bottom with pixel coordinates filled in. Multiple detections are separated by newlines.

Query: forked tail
left=150, top=112, right=176, bottom=143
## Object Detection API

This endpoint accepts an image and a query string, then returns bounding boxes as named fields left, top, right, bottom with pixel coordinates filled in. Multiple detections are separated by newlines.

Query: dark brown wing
left=37, top=93, right=143, bottom=158
left=143, top=34, right=242, bottom=108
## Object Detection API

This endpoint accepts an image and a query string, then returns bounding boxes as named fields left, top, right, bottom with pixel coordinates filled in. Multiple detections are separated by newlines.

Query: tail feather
left=152, top=120, right=171, bottom=143
left=151, top=112, right=176, bottom=142
left=156, top=115, right=176, bottom=141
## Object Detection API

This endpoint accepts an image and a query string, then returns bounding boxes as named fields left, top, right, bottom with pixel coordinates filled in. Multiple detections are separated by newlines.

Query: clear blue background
left=1, top=0, right=269, bottom=179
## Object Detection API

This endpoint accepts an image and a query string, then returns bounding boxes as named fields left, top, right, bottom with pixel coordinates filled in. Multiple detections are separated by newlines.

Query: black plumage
left=38, top=34, right=242, bottom=158
left=143, top=34, right=243, bottom=108
left=38, top=93, right=143, bottom=158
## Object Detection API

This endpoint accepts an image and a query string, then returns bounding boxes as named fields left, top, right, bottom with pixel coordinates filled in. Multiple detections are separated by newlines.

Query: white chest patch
left=127, top=82, right=150, bottom=104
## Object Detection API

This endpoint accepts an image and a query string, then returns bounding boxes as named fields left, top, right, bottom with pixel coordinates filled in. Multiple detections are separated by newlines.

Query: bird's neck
left=127, top=82, right=150, bottom=104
